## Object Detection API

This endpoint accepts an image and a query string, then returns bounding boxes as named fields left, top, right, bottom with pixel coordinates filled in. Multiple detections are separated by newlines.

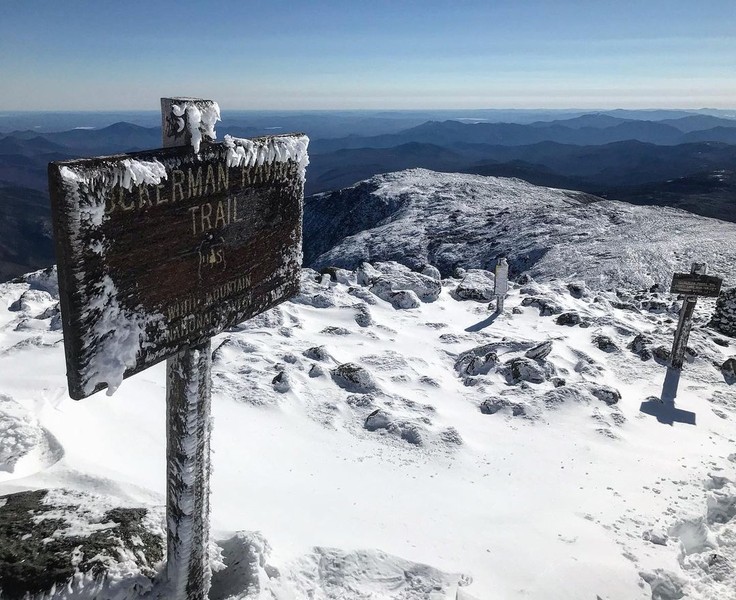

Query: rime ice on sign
left=49, top=134, right=309, bottom=399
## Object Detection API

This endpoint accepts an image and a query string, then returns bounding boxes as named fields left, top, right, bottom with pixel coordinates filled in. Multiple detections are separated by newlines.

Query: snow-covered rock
left=453, top=270, right=495, bottom=301
left=710, top=288, right=736, bottom=338
left=0, top=489, right=164, bottom=600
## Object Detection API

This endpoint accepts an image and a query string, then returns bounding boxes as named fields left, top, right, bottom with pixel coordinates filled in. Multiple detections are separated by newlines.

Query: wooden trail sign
left=669, top=263, right=723, bottom=371
left=49, top=127, right=308, bottom=399
left=49, top=97, right=308, bottom=599
left=670, top=272, right=722, bottom=298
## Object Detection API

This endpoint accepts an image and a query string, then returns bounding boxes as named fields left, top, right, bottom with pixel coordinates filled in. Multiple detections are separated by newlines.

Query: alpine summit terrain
left=1, top=170, right=735, bottom=599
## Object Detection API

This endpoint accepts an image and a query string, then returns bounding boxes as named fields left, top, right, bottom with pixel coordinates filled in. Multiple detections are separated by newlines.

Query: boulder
left=354, top=304, right=374, bottom=327
left=454, top=343, right=501, bottom=375
left=593, top=335, right=619, bottom=353
left=0, top=489, right=164, bottom=600
left=520, top=296, right=562, bottom=316
left=504, top=357, right=546, bottom=384
left=589, top=385, right=622, bottom=405
left=556, top=311, right=581, bottom=326
left=480, top=397, right=527, bottom=417
left=710, top=288, right=736, bottom=338
left=629, top=333, right=654, bottom=360
left=454, top=270, right=495, bottom=301
left=331, top=363, right=378, bottom=393
left=525, top=340, right=552, bottom=360
left=386, top=289, right=421, bottom=309
left=722, top=357, right=736, bottom=384
left=363, top=410, right=424, bottom=445
left=303, top=346, right=332, bottom=362
left=272, top=371, right=290, bottom=393
left=567, top=281, right=587, bottom=299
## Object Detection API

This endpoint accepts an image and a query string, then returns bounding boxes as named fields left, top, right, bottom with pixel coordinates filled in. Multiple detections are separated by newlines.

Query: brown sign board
left=49, top=135, right=308, bottom=399
left=670, top=272, right=723, bottom=298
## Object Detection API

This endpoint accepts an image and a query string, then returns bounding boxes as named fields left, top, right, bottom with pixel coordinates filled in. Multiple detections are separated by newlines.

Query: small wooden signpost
left=48, top=98, right=308, bottom=598
left=494, top=257, right=509, bottom=313
left=669, top=263, right=722, bottom=370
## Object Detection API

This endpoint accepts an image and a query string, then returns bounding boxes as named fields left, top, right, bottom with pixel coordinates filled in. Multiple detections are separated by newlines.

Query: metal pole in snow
left=162, top=97, right=214, bottom=599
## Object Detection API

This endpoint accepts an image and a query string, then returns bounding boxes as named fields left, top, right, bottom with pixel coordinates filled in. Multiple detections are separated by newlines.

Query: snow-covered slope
left=1, top=255, right=735, bottom=598
left=305, top=169, right=736, bottom=289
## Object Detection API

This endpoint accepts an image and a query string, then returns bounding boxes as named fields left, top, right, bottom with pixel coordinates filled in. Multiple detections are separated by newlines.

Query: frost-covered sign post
left=669, top=263, right=722, bottom=370
left=494, top=257, right=509, bottom=313
left=48, top=97, right=308, bottom=599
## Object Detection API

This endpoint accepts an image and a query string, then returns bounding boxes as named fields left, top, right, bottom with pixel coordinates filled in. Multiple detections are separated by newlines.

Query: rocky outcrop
left=454, top=270, right=495, bottom=301
left=710, top=288, right=736, bottom=338
left=0, top=489, right=164, bottom=600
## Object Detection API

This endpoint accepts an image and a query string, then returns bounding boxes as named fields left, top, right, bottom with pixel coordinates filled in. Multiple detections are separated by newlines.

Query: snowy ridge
left=305, top=169, right=736, bottom=290
left=1, top=256, right=735, bottom=598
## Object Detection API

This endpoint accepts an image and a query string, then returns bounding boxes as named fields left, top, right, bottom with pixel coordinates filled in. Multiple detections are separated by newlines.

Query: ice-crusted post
left=161, top=97, right=220, bottom=153
left=162, top=97, right=215, bottom=599
left=493, top=258, right=509, bottom=313
left=670, top=262, right=707, bottom=371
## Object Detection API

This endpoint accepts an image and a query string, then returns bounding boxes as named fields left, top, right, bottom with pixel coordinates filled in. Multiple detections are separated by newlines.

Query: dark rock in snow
left=0, top=489, right=163, bottom=600
left=480, top=397, right=527, bottom=417
left=454, top=343, right=501, bottom=376
left=556, top=311, right=581, bottom=326
left=710, top=288, right=736, bottom=338
left=385, top=289, right=421, bottom=309
left=652, top=345, right=672, bottom=364
left=440, top=427, right=463, bottom=445
left=363, top=409, right=423, bottom=445
left=629, top=333, right=654, bottom=360
left=353, top=303, right=374, bottom=327
left=593, top=335, right=619, bottom=353
left=567, top=281, right=587, bottom=299
left=588, top=385, right=622, bottom=405
left=272, top=371, right=291, bottom=393
left=551, top=377, right=566, bottom=388
left=521, top=296, right=563, bottom=316
left=331, top=363, right=378, bottom=393
left=321, top=326, right=352, bottom=335
left=641, top=299, right=669, bottom=313
left=303, top=346, right=332, bottom=362
left=308, top=364, right=325, bottom=378
left=454, top=270, right=495, bottom=301
left=722, top=357, right=736, bottom=384
left=504, top=357, right=546, bottom=384
left=525, top=340, right=552, bottom=360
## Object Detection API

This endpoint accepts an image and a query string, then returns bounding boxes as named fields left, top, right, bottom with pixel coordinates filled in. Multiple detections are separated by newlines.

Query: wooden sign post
left=669, top=263, right=722, bottom=370
left=494, top=257, right=509, bottom=313
left=48, top=97, right=308, bottom=598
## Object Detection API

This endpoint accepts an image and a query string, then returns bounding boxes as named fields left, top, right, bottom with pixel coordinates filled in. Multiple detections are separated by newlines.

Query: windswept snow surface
left=305, top=169, right=736, bottom=289
left=1, top=257, right=735, bottom=598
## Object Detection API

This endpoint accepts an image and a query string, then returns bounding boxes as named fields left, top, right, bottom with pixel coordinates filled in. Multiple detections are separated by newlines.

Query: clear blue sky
left=1, top=0, right=734, bottom=110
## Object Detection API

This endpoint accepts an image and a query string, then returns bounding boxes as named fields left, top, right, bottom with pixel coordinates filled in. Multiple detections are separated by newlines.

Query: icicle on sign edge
left=48, top=134, right=309, bottom=401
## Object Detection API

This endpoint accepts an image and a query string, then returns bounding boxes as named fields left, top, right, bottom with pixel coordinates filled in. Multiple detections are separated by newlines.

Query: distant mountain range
left=0, top=109, right=735, bottom=281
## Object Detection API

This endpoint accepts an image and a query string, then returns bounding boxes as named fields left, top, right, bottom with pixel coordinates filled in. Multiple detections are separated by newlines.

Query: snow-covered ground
left=1, top=257, right=735, bottom=599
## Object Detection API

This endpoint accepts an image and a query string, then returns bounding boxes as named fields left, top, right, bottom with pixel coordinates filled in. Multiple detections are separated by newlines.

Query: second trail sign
left=49, top=130, right=309, bottom=399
